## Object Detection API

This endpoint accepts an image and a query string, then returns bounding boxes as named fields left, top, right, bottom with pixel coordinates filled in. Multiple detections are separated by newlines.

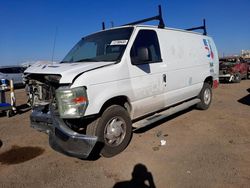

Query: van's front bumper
left=30, top=109, right=97, bottom=159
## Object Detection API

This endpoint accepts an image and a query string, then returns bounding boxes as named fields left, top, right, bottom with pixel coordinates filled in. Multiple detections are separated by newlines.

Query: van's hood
left=24, top=61, right=115, bottom=83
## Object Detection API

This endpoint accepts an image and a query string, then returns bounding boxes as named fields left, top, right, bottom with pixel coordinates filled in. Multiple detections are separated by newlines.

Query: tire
left=6, top=110, right=13, bottom=118
left=232, top=73, right=241, bottom=83
left=196, top=83, right=212, bottom=110
left=86, top=105, right=132, bottom=158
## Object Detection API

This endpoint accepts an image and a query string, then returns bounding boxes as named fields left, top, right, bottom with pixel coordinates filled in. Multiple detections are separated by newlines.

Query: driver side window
left=130, top=30, right=162, bottom=65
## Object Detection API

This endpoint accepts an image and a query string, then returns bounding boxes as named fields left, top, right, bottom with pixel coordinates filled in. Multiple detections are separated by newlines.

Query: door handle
left=163, top=74, right=166, bottom=83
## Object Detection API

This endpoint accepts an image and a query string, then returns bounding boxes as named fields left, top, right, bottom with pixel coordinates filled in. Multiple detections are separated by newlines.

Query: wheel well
left=204, top=76, right=213, bottom=87
left=99, top=96, right=131, bottom=115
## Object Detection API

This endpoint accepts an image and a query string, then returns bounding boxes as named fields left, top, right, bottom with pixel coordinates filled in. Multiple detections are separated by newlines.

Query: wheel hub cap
left=204, top=88, right=211, bottom=105
left=105, top=117, right=126, bottom=146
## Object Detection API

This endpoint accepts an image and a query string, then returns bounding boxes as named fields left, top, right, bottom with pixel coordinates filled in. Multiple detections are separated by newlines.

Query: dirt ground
left=0, top=80, right=250, bottom=188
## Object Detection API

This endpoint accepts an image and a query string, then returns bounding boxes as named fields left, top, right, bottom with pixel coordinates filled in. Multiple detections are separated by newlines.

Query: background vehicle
left=244, top=58, right=250, bottom=79
left=219, top=57, right=248, bottom=83
left=0, top=79, right=16, bottom=117
left=0, top=66, right=26, bottom=87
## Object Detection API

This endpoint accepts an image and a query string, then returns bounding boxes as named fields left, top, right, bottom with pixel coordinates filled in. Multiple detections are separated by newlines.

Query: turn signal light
left=72, top=96, right=87, bottom=104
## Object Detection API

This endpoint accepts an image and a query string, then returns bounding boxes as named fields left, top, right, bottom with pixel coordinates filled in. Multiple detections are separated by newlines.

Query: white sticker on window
left=110, top=40, right=128, bottom=45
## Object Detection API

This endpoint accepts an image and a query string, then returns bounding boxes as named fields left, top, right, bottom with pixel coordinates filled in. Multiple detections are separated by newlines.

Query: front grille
left=25, top=74, right=60, bottom=107
left=41, top=84, right=53, bottom=101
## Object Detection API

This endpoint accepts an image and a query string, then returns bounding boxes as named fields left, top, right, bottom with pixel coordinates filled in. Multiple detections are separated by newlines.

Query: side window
left=0, top=68, right=13, bottom=74
left=130, top=30, right=162, bottom=65
left=12, top=67, right=20, bottom=73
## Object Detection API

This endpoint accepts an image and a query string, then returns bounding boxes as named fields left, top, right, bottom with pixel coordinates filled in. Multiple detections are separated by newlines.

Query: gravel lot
left=0, top=80, right=250, bottom=188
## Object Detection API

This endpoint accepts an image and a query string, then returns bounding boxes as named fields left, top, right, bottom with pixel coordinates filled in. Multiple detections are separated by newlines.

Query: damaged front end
left=219, top=62, right=235, bottom=82
left=24, top=74, right=97, bottom=158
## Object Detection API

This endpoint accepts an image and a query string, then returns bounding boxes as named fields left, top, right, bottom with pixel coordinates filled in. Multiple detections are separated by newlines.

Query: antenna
left=51, top=27, right=58, bottom=64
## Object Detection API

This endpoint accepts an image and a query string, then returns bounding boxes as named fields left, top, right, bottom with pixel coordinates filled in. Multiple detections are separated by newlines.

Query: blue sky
left=0, top=0, right=250, bottom=65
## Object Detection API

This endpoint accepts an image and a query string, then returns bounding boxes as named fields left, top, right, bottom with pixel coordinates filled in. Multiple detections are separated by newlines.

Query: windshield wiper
left=61, top=58, right=113, bottom=63
left=60, top=60, right=69, bottom=63
left=76, top=58, right=100, bottom=62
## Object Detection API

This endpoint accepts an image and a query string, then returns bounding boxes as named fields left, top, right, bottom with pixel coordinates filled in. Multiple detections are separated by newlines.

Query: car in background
left=244, top=58, right=250, bottom=79
left=219, top=57, right=248, bottom=83
left=0, top=66, right=26, bottom=87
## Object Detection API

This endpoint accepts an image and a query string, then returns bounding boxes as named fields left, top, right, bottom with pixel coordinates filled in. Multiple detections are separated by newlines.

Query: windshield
left=61, top=27, right=133, bottom=63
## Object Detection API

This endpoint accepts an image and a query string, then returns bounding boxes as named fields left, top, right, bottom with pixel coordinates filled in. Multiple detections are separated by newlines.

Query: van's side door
left=128, top=29, right=167, bottom=119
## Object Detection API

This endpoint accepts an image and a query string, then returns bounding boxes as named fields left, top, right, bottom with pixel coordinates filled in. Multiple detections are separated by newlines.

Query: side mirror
left=132, top=47, right=150, bottom=65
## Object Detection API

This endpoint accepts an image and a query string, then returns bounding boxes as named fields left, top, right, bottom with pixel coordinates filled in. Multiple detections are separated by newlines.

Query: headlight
left=56, top=87, right=88, bottom=118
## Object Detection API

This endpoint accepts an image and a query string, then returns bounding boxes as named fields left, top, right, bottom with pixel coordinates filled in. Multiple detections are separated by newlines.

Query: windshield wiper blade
left=76, top=58, right=99, bottom=62
left=60, top=60, right=69, bottom=63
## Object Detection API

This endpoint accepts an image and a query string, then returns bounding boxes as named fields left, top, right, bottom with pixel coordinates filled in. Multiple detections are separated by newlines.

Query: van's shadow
left=113, top=163, right=156, bottom=188
left=238, top=88, right=250, bottom=106
left=133, top=107, right=193, bottom=134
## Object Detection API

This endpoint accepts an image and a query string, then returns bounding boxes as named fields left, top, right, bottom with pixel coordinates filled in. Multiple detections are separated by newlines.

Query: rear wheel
left=86, top=105, right=132, bottom=158
left=196, top=83, right=212, bottom=110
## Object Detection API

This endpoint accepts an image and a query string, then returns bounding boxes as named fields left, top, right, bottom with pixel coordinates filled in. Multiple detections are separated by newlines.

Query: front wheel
left=232, top=73, right=241, bottom=83
left=86, top=105, right=132, bottom=158
left=196, top=83, right=212, bottom=110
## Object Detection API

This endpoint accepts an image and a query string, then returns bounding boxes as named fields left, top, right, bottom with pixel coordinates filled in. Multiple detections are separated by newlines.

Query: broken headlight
left=56, top=87, right=88, bottom=118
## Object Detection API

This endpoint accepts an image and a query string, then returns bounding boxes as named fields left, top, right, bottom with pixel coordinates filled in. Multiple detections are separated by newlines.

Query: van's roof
left=137, top=25, right=206, bottom=35
left=89, top=25, right=207, bottom=37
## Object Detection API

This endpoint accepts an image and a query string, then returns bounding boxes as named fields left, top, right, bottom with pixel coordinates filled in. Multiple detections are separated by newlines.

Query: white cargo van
left=24, top=6, right=219, bottom=158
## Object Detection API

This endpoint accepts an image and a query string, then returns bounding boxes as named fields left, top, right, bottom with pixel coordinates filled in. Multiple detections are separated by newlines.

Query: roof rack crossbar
left=122, top=5, right=165, bottom=29
left=186, top=19, right=207, bottom=35
left=101, top=6, right=207, bottom=35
